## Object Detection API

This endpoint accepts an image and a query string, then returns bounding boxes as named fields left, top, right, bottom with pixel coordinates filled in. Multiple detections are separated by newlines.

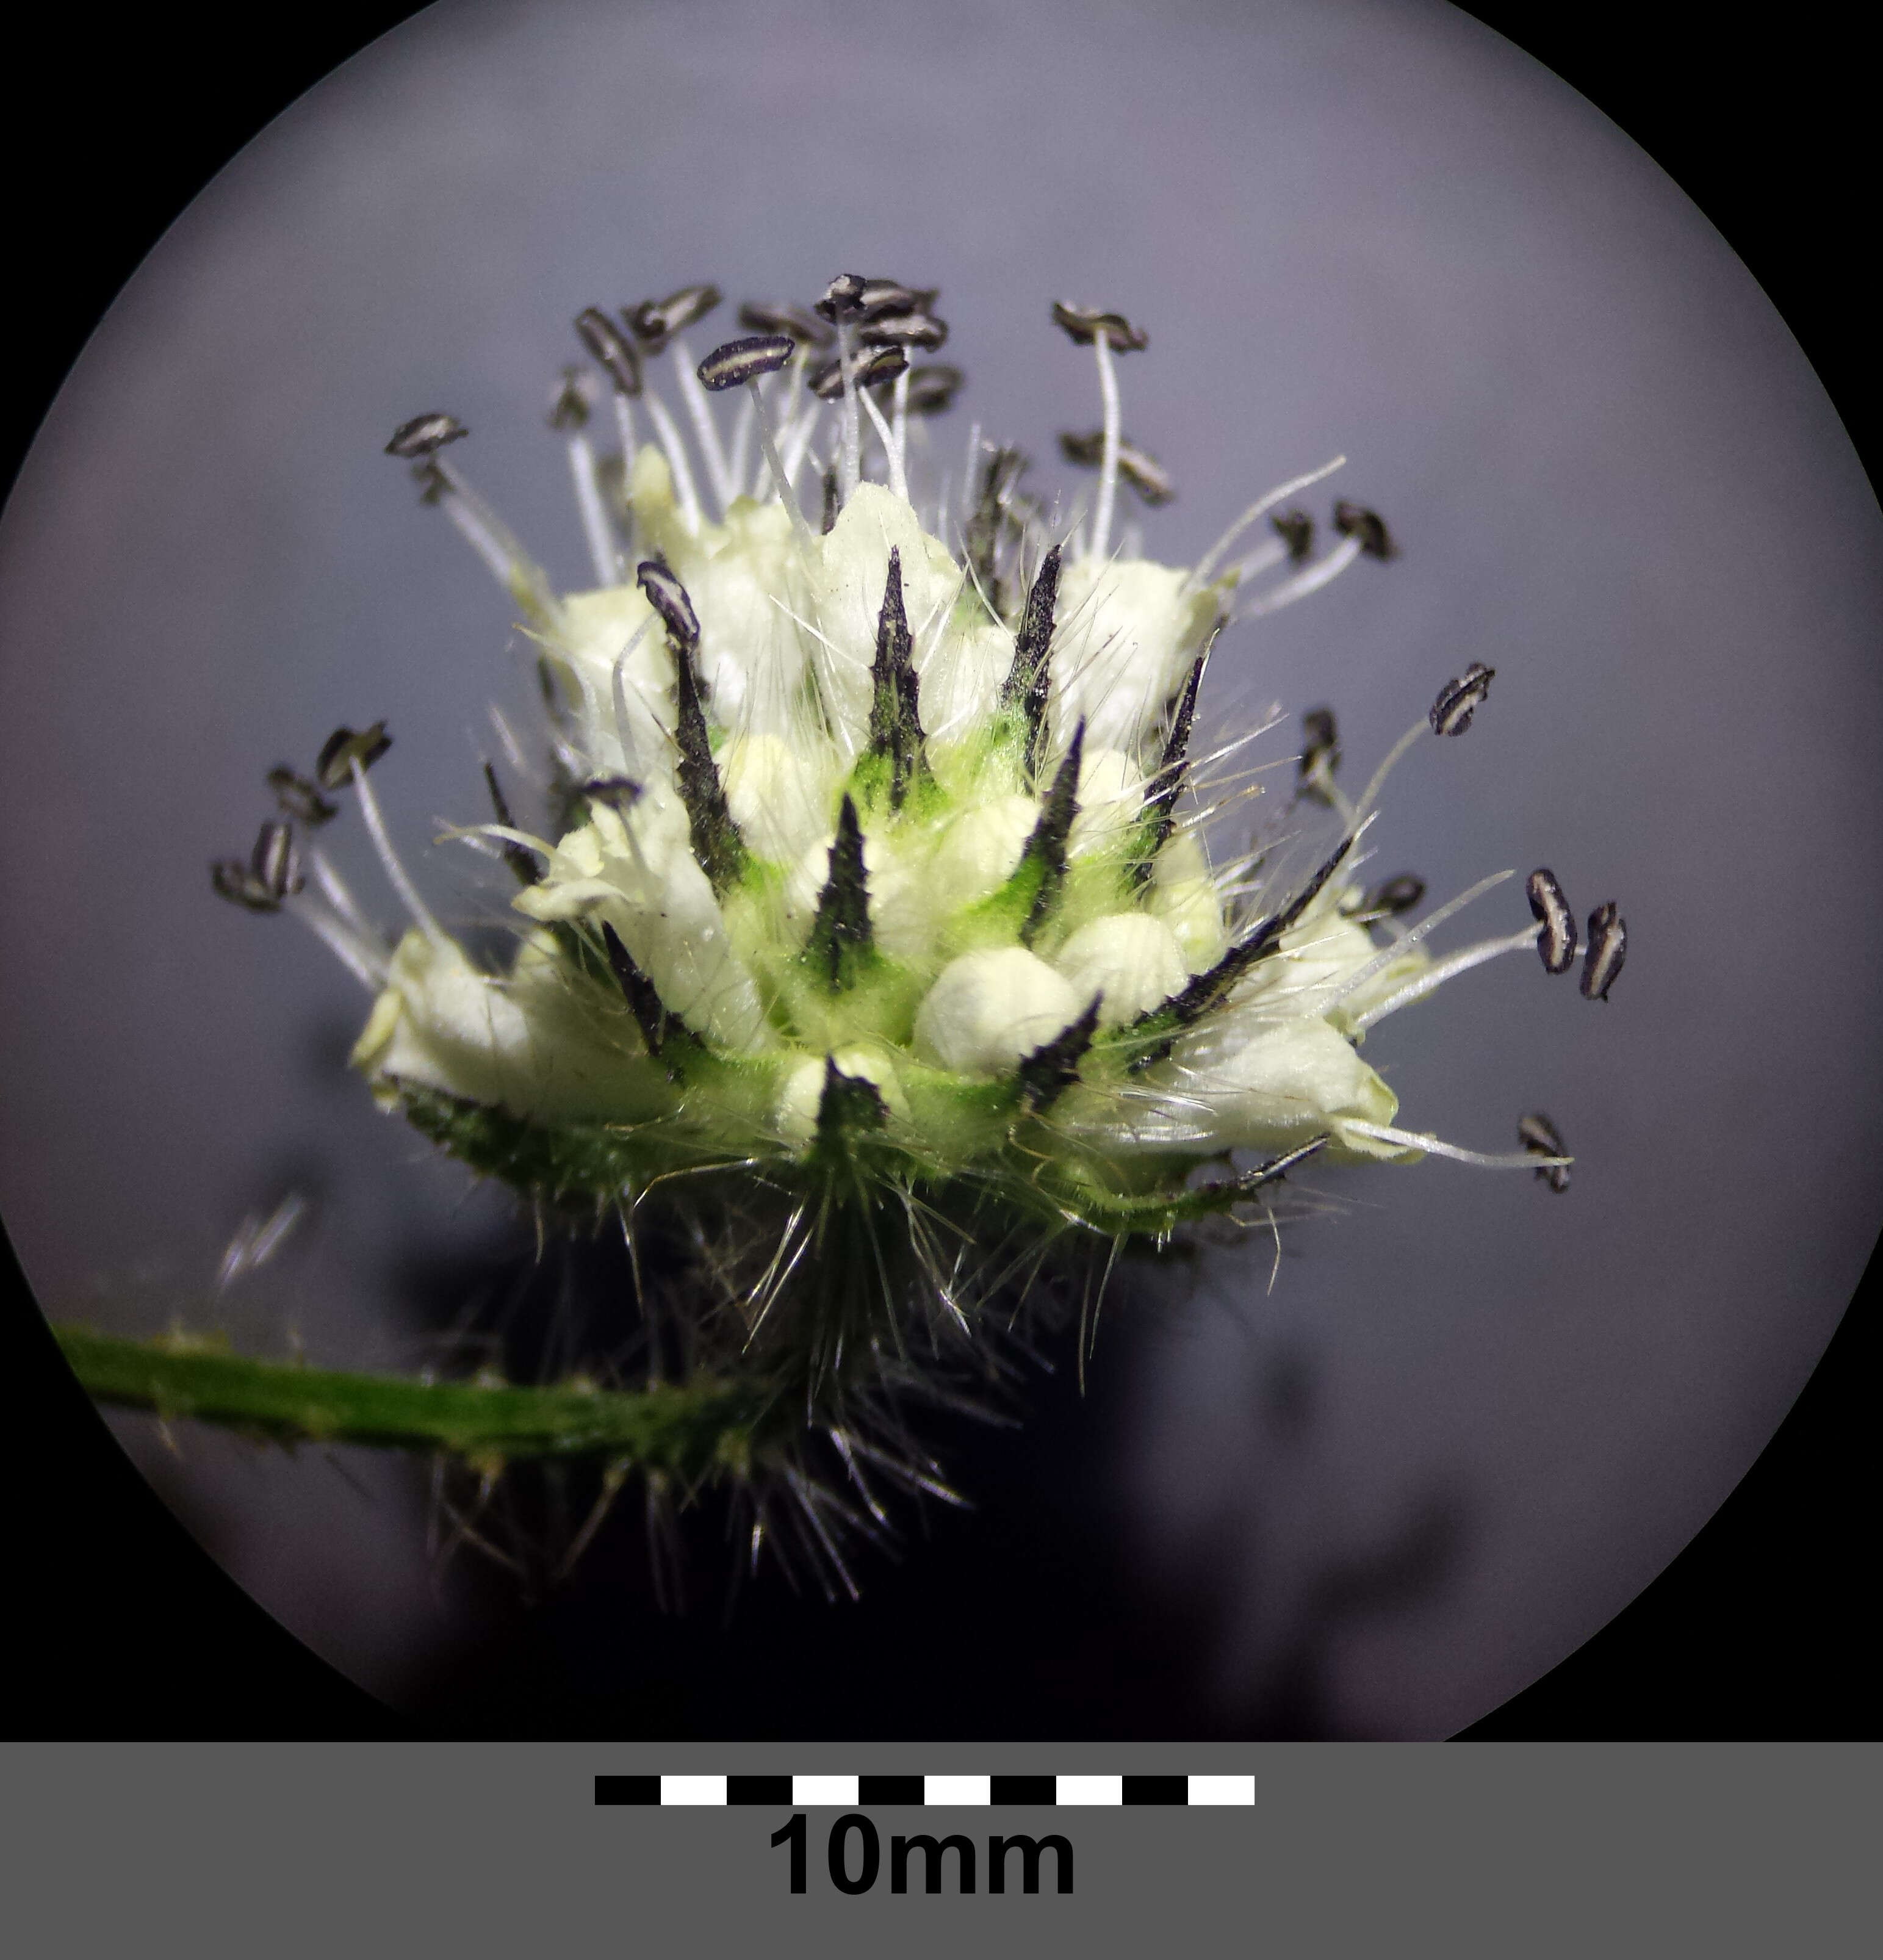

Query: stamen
left=905, top=365, right=964, bottom=416
left=1527, top=868, right=1577, bottom=975
left=414, top=455, right=561, bottom=622
left=315, top=722, right=392, bottom=791
left=670, top=337, right=736, bottom=518
left=1296, top=706, right=1341, bottom=806
left=1430, top=662, right=1496, bottom=736
left=1233, top=531, right=1363, bottom=619
left=549, top=368, right=619, bottom=586
left=1519, top=1112, right=1572, bottom=1192
left=305, top=846, right=383, bottom=950
left=627, top=285, right=722, bottom=353
left=639, top=391, right=704, bottom=538
left=1320, top=869, right=1514, bottom=1016
left=857, top=382, right=908, bottom=502
left=1187, top=456, right=1345, bottom=589
left=1359, top=873, right=1425, bottom=918
left=1089, top=326, right=1123, bottom=566
left=384, top=413, right=467, bottom=458
left=1348, top=924, right=1542, bottom=1031
left=1341, top=1119, right=1574, bottom=1172
left=738, top=300, right=834, bottom=349
left=1582, top=903, right=1626, bottom=1000
left=285, top=890, right=391, bottom=990
left=835, top=318, right=863, bottom=506
left=635, top=559, right=700, bottom=646
left=1333, top=500, right=1397, bottom=559
left=267, top=765, right=336, bottom=828
left=350, top=754, right=445, bottom=944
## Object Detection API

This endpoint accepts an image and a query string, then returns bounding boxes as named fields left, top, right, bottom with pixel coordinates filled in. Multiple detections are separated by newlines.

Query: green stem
left=54, top=1325, right=772, bottom=1477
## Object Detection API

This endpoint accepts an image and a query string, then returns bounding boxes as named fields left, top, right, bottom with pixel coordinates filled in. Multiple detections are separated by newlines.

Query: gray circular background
left=2, top=0, right=1877, bottom=1732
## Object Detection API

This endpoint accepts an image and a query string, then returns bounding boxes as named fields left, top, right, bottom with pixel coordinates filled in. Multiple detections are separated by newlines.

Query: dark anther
left=1058, top=431, right=1174, bottom=505
left=858, top=312, right=949, bottom=351
left=625, top=284, right=722, bottom=353
left=1297, top=706, right=1341, bottom=805
left=696, top=334, right=796, bottom=392
left=267, top=766, right=336, bottom=829
left=671, top=634, right=748, bottom=895
left=1231, top=1134, right=1330, bottom=1197
left=384, top=413, right=467, bottom=459
left=1271, top=508, right=1314, bottom=563
left=1332, top=501, right=1397, bottom=560
left=867, top=548, right=931, bottom=810
left=737, top=300, right=835, bottom=349
left=821, top=466, right=840, bottom=535
left=815, top=273, right=871, bottom=322
left=805, top=794, right=874, bottom=989
left=904, top=365, right=964, bottom=415
left=481, top=759, right=542, bottom=887
left=635, top=560, right=700, bottom=647
left=1519, top=1111, right=1571, bottom=1192
left=1527, top=868, right=1577, bottom=975
left=1015, top=996, right=1102, bottom=1113
left=1361, top=873, right=1426, bottom=918
left=315, top=721, right=392, bottom=791
left=999, top=545, right=1061, bottom=784
left=1429, top=662, right=1495, bottom=737
left=1051, top=302, right=1148, bottom=351
left=814, top=1057, right=889, bottom=1148
left=1132, top=643, right=1211, bottom=886
left=581, top=774, right=644, bottom=809
left=211, top=858, right=279, bottom=913
left=1581, top=903, right=1626, bottom=1001
left=1015, top=722, right=1084, bottom=948
left=1123, top=831, right=1358, bottom=1066
left=807, top=345, right=908, bottom=398
left=251, top=819, right=303, bottom=902
left=548, top=366, right=596, bottom=431
left=601, top=920, right=669, bottom=1057
left=575, top=307, right=644, bottom=395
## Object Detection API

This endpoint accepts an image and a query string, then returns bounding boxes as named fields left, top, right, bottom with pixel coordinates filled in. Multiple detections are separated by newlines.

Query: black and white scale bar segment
left=595, top=1774, right=1252, bottom=1806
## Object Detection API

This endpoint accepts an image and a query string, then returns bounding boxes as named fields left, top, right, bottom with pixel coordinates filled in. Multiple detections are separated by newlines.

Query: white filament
left=836, top=319, right=862, bottom=505
left=642, top=392, right=703, bottom=538
left=1234, top=533, right=1363, bottom=619
left=1319, top=869, right=1514, bottom=1015
left=351, top=755, right=446, bottom=944
left=566, top=431, right=618, bottom=586
left=670, top=336, right=735, bottom=519
left=1342, top=1120, right=1571, bottom=1172
left=750, top=377, right=813, bottom=550
left=1089, top=328, right=1122, bottom=566
left=1187, top=456, right=1347, bottom=589
left=1350, top=925, right=1542, bottom=1032
left=859, top=384, right=908, bottom=503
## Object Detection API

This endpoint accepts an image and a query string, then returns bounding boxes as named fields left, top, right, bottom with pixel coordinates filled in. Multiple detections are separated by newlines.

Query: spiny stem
left=56, top=1325, right=771, bottom=1473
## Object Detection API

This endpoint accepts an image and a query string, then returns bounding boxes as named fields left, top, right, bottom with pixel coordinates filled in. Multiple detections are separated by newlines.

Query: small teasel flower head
left=213, top=273, right=1618, bottom=1580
